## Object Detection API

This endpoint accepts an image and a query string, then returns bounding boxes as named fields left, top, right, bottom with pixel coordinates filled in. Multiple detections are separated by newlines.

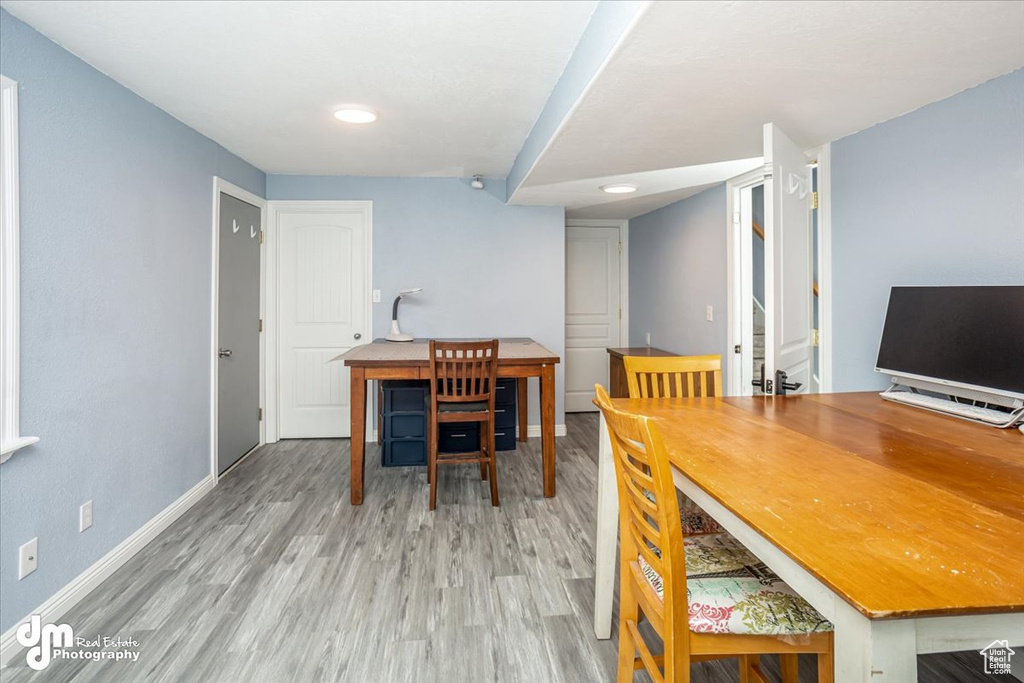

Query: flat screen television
left=875, top=285, right=1024, bottom=402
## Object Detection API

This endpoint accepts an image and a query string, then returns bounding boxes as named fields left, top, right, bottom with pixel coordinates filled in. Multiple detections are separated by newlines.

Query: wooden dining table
left=593, top=392, right=1024, bottom=682
left=339, top=337, right=560, bottom=505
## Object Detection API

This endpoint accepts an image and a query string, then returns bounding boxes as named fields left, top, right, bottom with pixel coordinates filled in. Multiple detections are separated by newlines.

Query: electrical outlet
left=706, top=305, right=714, bottom=322
left=372, top=289, right=381, bottom=303
left=80, top=500, right=93, bottom=532
left=19, top=538, right=37, bottom=580
left=645, top=332, right=651, bottom=346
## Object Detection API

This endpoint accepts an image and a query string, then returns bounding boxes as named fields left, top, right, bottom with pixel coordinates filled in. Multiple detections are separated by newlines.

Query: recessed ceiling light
left=600, top=183, right=637, bottom=194
left=333, top=106, right=378, bottom=124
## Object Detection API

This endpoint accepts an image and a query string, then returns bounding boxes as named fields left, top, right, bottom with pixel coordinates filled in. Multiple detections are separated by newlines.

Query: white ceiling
left=1, top=0, right=597, bottom=177
left=4, top=0, right=1023, bottom=218
left=516, top=0, right=1024, bottom=216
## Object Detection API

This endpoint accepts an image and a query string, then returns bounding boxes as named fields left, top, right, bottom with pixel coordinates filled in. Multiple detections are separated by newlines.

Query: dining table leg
left=594, top=411, right=618, bottom=639
left=540, top=363, right=556, bottom=497
left=350, top=366, right=367, bottom=505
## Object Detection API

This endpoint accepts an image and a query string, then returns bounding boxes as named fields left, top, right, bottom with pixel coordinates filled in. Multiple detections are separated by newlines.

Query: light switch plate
left=372, top=289, right=381, bottom=303
left=706, top=305, right=714, bottom=322
left=19, top=538, right=37, bottom=579
left=645, top=332, right=651, bottom=346
left=80, top=500, right=93, bottom=532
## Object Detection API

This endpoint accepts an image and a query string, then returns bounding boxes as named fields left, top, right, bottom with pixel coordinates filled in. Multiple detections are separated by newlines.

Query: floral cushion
left=638, top=536, right=832, bottom=636
left=643, top=490, right=725, bottom=535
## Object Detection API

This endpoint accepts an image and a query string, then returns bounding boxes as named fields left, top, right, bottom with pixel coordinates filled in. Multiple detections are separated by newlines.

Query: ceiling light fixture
left=600, top=183, right=637, bottom=194
left=333, top=106, right=378, bottom=124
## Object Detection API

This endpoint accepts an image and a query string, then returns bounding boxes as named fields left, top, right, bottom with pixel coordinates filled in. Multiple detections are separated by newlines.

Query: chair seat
left=643, top=490, right=725, bottom=535
left=436, top=401, right=488, bottom=413
left=638, top=534, right=833, bottom=636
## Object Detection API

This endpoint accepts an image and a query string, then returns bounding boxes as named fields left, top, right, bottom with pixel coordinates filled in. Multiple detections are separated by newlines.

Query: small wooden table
left=606, top=346, right=676, bottom=397
left=338, top=338, right=560, bottom=505
left=593, top=392, right=1024, bottom=682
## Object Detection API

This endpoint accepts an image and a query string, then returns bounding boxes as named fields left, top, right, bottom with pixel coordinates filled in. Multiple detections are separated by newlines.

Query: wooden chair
left=624, top=354, right=723, bottom=399
left=623, top=354, right=724, bottom=535
left=427, top=340, right=500, bottom=510
left=594, top=384, right=834, bottom=683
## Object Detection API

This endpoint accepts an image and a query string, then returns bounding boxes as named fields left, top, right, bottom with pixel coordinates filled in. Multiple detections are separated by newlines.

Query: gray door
left=218, top=193, right=261, bottom=474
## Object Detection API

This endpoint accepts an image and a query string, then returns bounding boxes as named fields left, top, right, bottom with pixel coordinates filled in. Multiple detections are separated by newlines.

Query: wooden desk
left=606, top=346, right=675, bottom=397
left=339, top=338, right=560, bottom=504
left=593, top=392, right=1024, bottom=682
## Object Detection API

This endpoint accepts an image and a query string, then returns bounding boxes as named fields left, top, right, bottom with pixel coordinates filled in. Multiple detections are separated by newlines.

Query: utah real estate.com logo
left=980, top=640, right=1016, bottom=676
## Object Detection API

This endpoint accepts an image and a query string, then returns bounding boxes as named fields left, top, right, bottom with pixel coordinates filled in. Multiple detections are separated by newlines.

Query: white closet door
left=277, top=203, right=369, bottom=437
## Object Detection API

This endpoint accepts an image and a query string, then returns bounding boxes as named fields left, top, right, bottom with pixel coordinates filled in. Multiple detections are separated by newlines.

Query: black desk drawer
left=494, top=428, right=516, bottom=452
left=383, top=381, right=429, bottom=413
left=493, top=406, right=516, bottom=429
left=494, top=378, right=516, bottom=405
left=386, top=414, right=426, bottom=439
left=383, top=439, right=426, bottom=467
left=439, top=423, right=479, bottom=453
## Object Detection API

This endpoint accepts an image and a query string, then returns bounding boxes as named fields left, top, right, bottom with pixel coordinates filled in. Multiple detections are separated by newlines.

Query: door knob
left=219, top=349, right=232, bottom=358
left=354, top=333, right=362, bottom=340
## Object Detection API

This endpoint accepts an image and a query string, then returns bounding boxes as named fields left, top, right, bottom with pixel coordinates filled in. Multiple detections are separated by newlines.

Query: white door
left=277, top=203, right=370, bottom=437
left=565, top=226, right=621, bottom=412
left=763, top=123, right=814, bottom=395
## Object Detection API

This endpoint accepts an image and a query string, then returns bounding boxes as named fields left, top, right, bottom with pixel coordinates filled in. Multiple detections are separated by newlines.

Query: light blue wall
left=0, top=9, right=265, bottom=632
left=506, top=0, right=645, bottom=195
left=831, top=68, right=1024, bottom=391
left=629, top=185, right=730, bottom=385
left=266, top=175, right=566, bottom=425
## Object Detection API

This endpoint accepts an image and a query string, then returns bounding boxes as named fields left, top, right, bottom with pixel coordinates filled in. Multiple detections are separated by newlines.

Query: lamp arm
left=392, top=295, right=402, bottom=321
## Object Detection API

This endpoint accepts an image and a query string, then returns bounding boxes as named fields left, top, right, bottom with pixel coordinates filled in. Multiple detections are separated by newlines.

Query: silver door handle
left=354, top=333, right=362, bottom=340
left=219, top=349, right=232, bottom=358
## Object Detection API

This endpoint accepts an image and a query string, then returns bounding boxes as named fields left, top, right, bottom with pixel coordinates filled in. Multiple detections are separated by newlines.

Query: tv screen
left=875, top=286, right=1024, bottom=396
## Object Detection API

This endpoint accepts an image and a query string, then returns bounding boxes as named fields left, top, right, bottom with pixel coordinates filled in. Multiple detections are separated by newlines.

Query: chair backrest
left=624, top=354, right=723, bottom=399
left=594, top=384, right=687, bottom=622
left=429, top=339, right=499, bottom=404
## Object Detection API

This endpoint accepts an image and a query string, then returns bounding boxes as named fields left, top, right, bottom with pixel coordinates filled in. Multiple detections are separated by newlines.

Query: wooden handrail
left=751, top=219, right=818, bottom=297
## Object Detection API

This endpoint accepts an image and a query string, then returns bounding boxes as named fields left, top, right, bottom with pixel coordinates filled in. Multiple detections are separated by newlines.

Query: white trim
left=809, top=143, right=834, bottom=393
left=0, top=475, right=215, bottom=668
left=266, top=200, right=373, bottom=440
left=211, top=178, right=267, bottom=480
left=0, top=74, right=37, bottom=464
left=565, top=218, right=629, bottom=345
left=725, top=168, right=767, bottom=396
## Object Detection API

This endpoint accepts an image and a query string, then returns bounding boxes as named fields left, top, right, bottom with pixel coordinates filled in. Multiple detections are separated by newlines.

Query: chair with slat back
left=624, top=354, right=723, bottom=399
left=594, top=384, right=834, bottom=683
left=427, top=340, right=500, bottom=510
left=623, top=354, right=724, bottom=535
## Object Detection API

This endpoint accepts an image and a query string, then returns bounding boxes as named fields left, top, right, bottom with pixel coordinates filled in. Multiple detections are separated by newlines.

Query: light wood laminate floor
left=2, top=414, right=1009, bottom=682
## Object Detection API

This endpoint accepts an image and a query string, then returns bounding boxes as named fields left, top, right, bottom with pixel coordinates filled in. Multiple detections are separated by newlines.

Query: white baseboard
left=368, top=424, right=567, bottom=443
left=0, top=475, right=215, bottom=668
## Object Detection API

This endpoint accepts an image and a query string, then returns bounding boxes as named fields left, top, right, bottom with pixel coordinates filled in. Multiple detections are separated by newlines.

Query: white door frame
left=726, top=144, right=832, bottom=396
left=264, top=200, right=373, bottom=441
left=726, top=167, right=767, bottom=397
left=211, top=177, right=267, bottom=482
left=565, top=218, right=630, bottom=345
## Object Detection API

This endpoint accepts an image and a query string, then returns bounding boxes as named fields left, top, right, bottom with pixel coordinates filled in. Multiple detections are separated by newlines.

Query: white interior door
left=763, top=123, right=814, bottom=395
left=565, top=226, right=621, bottom=412
left=277, top=203, right=369, bottom=437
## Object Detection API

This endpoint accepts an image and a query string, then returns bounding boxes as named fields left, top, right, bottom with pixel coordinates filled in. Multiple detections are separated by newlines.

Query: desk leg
left=350, top=366, right=367, bottom=505
left=594, top=411, right=618, bottom=639
left=540, top=363, right=556, bottom=497
left=833, top=600, right=918, bottom=682
left=517, top=378, right=528, bottom=443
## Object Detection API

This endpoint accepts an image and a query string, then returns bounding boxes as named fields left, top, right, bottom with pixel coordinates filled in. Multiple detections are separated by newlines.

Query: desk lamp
left=385, top=288, right=422, bottom=342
